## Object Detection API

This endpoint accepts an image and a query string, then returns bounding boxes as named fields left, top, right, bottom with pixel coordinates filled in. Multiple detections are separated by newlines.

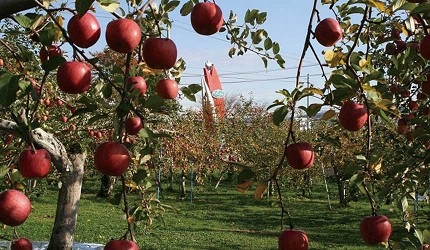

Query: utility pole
left=306, top=74, right=310, bottom=130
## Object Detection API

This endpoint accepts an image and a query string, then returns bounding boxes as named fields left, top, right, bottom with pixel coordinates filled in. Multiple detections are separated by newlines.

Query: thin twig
left=0, top=39, right=25, bottom=70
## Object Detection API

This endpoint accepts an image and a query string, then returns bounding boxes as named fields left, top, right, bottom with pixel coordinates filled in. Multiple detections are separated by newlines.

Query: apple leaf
left=87, top=114, right=109, bottom=125
left=180, top=1, right=194, bottom=16
left=110, top=192, right=122, bottom=206
left=254, top=183, right=266, bottom=201
left=41, top=56, right=66, bottom=72
left=272, top=105, right=289, bottom=126
left=132, top=169, right=148, bottom=184
left=0, top=72, right=19, bottom=107
left=423, top=229, right=430, bottom=244
left=38, top=25, right=57, bottom=46
left=76, top=0, right=95, bottom=17
left=164, top=1, right=180, bottom=12
left=143, top=95, right=165, bottom=110
left=321, top=109, right=336, bottom=121
left=298, top=103, right=323, bottom=118
left=236, top=180, right=254, bottom=193
left=264, top=37, right=272, bottom=50
left=98, top=0, right=120, bottom=12
left=411, top=2, right=430, bottom=15
left=0, top=165, right=9, bottom=179
left=272, top=42, right=280, bottom=54
left=13, top=14, right=32, bottom=28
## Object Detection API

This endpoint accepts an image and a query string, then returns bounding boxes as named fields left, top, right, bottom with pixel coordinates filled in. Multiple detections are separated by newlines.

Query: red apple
left=156, top=79, right=179, bottom=99
left=125, top=117, right=143, bottom=135
left=57, top=61, right=91, bottom=94
left=89, top=130, right=95, bottom=137
left=55, top=98, right=63, bottom=106
left=360, top=215, right=392, bottom=245
left=191, top=2, right=223, bottom=35
left=61, top=116, right=68, bottom=123
left=39, top=45, right=62, bottom=62
left=70, top=124, right=77, bottom=131
left=94, top=142, right=130, bottom=176
left=18, top=148, right=51, bottom=178
left=423, top=106, right=430, bottom=116
left=0, top=190, right=31, bottom=226
left=338, top=101, right=368, bottom=131
left=44, top=98, right=52, bottom=107
left=314, top=18, right=343, bottom=47
left=422, top=77, right=430, bottom=95
left=0, top=58, right=3, bottom=67
left=409, top=100, right=419, bottom=111
left=106, top=18, right=142, bottom=53
left=397, top=124, right=408, bottom=135
left=128, top=76, right=147, bottom=96
left=420, top=34, right=430, bottom=59
left=385, top=42, right=397, bottom=55
left=96, top=131, right=103, bottom=138
left=143, top=38, right=177, bottom=69
left=104, top=240, right=139, bottom=250
left=406, top=131, right=415, bottom=141
left=389, top=85, right=399, bottom=94
left=286, top=142, right=315, bottom=170
left=420, top=244, right=430, bottom=250
left=67, top=13, right=101, bottom=48
left=278, top=229, right=309, bottom=250
left=4, top=133, right=13, bottom=146
left=11, top=238, right=32, bottom=250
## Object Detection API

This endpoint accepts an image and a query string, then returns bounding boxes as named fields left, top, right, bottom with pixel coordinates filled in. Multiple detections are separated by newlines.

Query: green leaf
left=143, top=95, right=165, bottom=110
left=238, top=168, right=256, bottom=183
left=264, top=37, right=272, bottom=50
left=398, top=195, right=409, bottom=212
left=14, top=14, right=32, bottom=28
left=180, top=86, right=196, bottom=102
left=41, top=56, right=66, bottom=72
left=139, top=127, right=155, bottom=139
left=0, top=72, right=19, bottom=107
left=180, top=1, right=194, bottom=16
left=76, top=0, right=95, bottom=17
left=187, top=83, right=202, bottom=93
left=298, top=103, right=323, bottom=118
left=272, top=42, right=280, bottom=54
left=164, top=1, right=180, bottom=12
left=272, top=105, right=289, bottom=126
left=87, top=114, right=109, bottom=125
left=38, top=26, right=57, bottom=46
left=0, top=165, right=9, bottom=178
left=244, top=9, right=259, bottom=24
left=98, top=0, right=120, bottom=12
left=411, top=2, right=430, bottom=15
left=423, top=229, right=430, bottom=244
left=133, top=169, right=148, bottom=184
left=251, top=29, right=265, bottom=44
left=261, top=57, right=268, bottom=68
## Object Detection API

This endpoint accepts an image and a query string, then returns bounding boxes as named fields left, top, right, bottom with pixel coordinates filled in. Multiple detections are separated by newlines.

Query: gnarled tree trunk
left=1, top=119, right=86, bottom=250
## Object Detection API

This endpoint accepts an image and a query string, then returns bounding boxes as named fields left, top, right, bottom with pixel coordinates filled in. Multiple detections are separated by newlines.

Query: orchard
left=0, top=0, right=429, bottom=250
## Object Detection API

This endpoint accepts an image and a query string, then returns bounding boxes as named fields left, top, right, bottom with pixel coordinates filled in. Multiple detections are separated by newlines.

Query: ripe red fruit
left=422, top=78, right=430, bottom=95
left=397, top=124, right=408, bottom=135
left=39, top=45, right=62, bottom=62
left=67, top=13, right=101, bottom=48
left=94, top=142, right=130, bottom=176
left=89, top=130, right=95, bottom=137
left=156, top=79, right=179, bottom=99
left=18, top=148, right=51, bottom=178
left=338, top=101, right=368, bottom=131
left=57, top=61, right=91, bottom=94
left=315, top=18, right=343, bottom=47
left=0, top=190, right=31, bottom=226
left=406, top=131, right=415, bottom=141
left=106, top=18, right=142, bottom=53
left=125, top=117, right=143, bottom=135
left=128, top=76, right=147, bottom=96
left=44, top=98, right=52, bottom=107
left=286, top=142, right=315, bottom=170
left=61, top=116, right=68, bottom=123
left=70, top=124, right=77, bottom=131
left=104, top=240, right=139, bottom=250
left=360, top=215, right=392, bottom=245
left=278, top=229, right=309, bottom=250
left=143, top=38, right=177, bottom=69
left=191, top=2, right=223, bottom=35
left=423, top=106, right=430, bottom=116
left=55, top=98, right=63, bottom=106
left=96, top=131, right=103, bottom=138
left=420, top=244, right=430, bottom=250
left=385, top=42, right=397, bottom=55
left=0, top=58, right=3, bottom=67
left=11, top=238, right=32, bottom=250
left=389, top=85, right=399, bottom=94
left=4, top=134, right=13, bottom=146
left=420, top=34, right=430, bottom=59
left=409, top=100, right=419, bottom=111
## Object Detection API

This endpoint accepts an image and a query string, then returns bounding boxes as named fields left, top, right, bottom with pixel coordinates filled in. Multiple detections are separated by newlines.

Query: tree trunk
left=47, top=144, right=86, bottom=250
left=167, top=160, right=174, bottom=191
left=180, top=169, right=186, bottom=199
left=97, top=174, right=114, bottom=198
left=0, top=0, right=37, bottom=19
left=333, top=163, right=347, bottom=206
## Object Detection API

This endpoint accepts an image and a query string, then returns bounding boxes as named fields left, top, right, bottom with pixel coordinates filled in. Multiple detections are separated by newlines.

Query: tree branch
left=0, top=0, right=37, bottom=19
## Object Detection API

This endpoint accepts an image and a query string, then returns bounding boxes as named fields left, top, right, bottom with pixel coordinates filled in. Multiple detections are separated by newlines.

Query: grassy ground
left=1, top=178, right=419, bottom=249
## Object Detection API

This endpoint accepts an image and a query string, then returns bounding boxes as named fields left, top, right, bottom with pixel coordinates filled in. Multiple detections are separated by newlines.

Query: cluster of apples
left=0, top=147, right=51, bottom=249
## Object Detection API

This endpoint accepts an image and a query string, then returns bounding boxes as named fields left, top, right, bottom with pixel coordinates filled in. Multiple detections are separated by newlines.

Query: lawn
left=1, top=177, right=418, bottom=249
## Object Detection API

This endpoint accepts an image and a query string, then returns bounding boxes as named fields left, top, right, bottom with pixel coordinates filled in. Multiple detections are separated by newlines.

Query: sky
left=61, top=1, right=336, bottom=110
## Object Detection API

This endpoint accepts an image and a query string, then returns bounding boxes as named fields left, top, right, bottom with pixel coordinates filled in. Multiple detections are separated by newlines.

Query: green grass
left=1, top=179, right=419, bottom=249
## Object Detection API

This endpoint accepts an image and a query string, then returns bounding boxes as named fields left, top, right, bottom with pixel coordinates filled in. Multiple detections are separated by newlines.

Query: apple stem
left=148, top=4, right=163, bottom=37
left=121, top=175, right=136, bottom=242
left=13, top=227, right=19, bottom=239
left=274, top=177, right=293, bottom=230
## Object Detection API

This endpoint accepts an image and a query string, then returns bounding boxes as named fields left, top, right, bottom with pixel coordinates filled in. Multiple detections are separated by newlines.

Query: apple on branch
left=315, top=18, right=343, bottom=47
left=106, top=18, right=142, bottom=53
left=94, top=142, right=130, bottom=176
left=338, top=101, right=368, bottom=131
left=127, top=76, right=147, bottom=96
left=143, top=38, right=177, bottom=69
left=18, top=148, right=51, bottom=178
left=67, top=13, right=101, bottom=48
left=156, top=78, right=179, bottom=99
left=0, top=189, right=31, bottom=227
left=286, top=142, right=315, bottom=170
left=360, top=215, right=392, bottom=245
left=191, top=2, right=224, bottom=36
left=57, top=61, right=92, bottom=94
left=278, top=229, right=309, bottom=250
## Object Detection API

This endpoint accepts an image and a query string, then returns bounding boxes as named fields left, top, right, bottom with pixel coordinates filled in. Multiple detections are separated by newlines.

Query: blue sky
left=63, top=1, right=335, bottom=109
